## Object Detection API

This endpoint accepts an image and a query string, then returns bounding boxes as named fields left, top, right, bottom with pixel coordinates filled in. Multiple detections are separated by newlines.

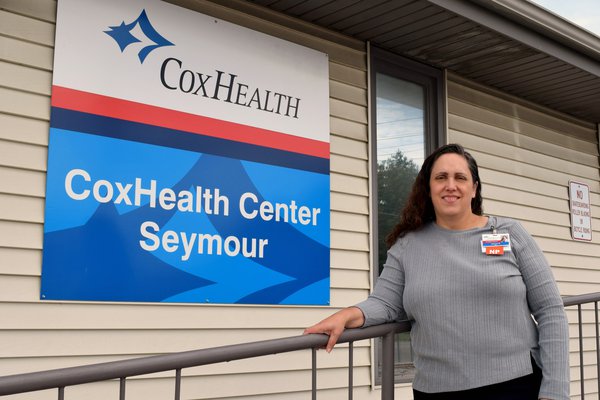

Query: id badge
left=481, top=234, right=511, bottom=255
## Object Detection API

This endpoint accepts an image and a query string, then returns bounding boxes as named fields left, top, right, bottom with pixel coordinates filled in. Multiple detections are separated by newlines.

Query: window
left=370, top=46, right=445, bottom=384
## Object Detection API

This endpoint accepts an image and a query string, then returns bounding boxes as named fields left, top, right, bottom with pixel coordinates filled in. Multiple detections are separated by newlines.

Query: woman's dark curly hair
left=385, top=143, right=483, bottom=248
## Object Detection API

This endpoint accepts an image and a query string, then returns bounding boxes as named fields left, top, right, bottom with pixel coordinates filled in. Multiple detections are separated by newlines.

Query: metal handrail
left=1, top=292, right=599, bottom=399
left=561, top=291, right=600, bottom=400
left=563, top=292, right=600, bottom=307
left=0, top=321, right=411, bottom=398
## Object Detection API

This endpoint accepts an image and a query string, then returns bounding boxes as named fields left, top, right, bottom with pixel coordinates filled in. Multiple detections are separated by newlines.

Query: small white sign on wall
left=568, top=181, right=592, bottom=242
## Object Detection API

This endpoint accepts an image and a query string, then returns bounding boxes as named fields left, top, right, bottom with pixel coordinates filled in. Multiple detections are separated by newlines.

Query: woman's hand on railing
left=303, top=307, right=365, bottom=353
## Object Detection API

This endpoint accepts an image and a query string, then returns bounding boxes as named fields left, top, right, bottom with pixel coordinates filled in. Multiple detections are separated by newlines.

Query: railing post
left=594, top=301, right=600, bottom=393
left=312, top=347, right=317, bottom=400
left=348, top=341, right=354, bottom=400
left=174, top=368, right=182, bottom=400
left=119, top=377, right=126, bottom=400
left=579, top=305, right=585, bottom=399
left=381, top=330, right=395, bottom=400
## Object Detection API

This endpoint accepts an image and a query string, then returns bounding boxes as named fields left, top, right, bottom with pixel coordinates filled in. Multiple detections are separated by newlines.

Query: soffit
left=245, top=0, right=600, bottom=124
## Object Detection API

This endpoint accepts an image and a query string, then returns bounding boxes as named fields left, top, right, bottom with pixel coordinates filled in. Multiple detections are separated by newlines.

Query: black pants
left=413, top=358, right=543, bottom=400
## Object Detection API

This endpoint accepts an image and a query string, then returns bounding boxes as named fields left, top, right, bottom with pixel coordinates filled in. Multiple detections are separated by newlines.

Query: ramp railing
left=0, top=292, right=599, bottom=399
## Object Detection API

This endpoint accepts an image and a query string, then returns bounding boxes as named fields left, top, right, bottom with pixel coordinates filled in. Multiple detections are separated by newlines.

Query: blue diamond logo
left=105, top=9, right=174, bottom=63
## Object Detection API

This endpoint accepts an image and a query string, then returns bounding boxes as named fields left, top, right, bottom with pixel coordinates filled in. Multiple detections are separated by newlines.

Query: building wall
left=1, top=1, right=599, bottom=399
left=0, top=0, right=414, bottom=399
left=447, top=72, right=600, bottom=399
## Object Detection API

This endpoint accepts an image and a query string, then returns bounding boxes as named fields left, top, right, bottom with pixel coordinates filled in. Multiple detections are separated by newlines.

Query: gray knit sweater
left=355, top=216, right=569, bottom=399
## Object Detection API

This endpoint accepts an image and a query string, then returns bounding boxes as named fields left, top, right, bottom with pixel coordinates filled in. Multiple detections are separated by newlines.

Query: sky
left=529, top=0, right=600, bottom=37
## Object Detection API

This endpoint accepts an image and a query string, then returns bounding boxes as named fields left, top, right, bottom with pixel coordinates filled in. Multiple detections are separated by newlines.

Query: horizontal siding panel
left=0, top=87, right=50, bottom=120
left=484, top=199, right=570, bottom=228
left=330, top=210, right=368, bottom=233
left=330, top=135, right=368, bottom=160
left=0, top=347, right=371, bottom=378
left=484, top=184, right=568, bottom=214
left=330, top=116, right=367, bottom=142
left=553, top=266, right=600, bottom=284
left=519, top=220, right=574, bottom=242
left=329, top=79, right=366, bottom=106
left=565, top=321, right=600, bottom=340
left=568, top=337, right=600, bottom=353
left=330, top=173, right=368, bottom=196
left=536, top=237, right=600, bottom=258
left=479, top=168, right=600, bottom=208
left=0, top=302, right=355, bottom=330
left=0, top=10, right=55, bottom=46
left=0, top=296, right=379, bottom=327
left=330, top=249, right=369, bottom=270
left=0, top=140, right=47, bottom=171
left=0, top=385, right=411, bottom=400
left=520, top=220, right=600, bottom=244
left=166, top=386, right=411, bottom=400
left=565, top=309, right=600, bottom=324
left=0, top=361, right=374, bottom=398
left=0, top=36, right=54, bottom=71
left=0, top=275, right=39, bottom=302
left=447, top=78, right=597, bottom=141
left=179, top=368, right=369, bottom=399
left=329, top=62, right=367, bottom=88
left=0, top=248, right=41, bottom=276
left=0, top=166, right=46, bottom=197
left=48, top=368, right=371, bottom=400
left=330, top=98, right=367, bottom=124
left=479, top=168, right=580, bottom=200
left=0, top=328, right=365, bottom=359
left=330, top=153, right=367, bottom=177
left=330, top=192, right=368, bottom=215
left=0, top=61, right=52, bottom=95
left=558, top=281, right=600, bottom=296
left=524, top=217, right=600, bottom=238
left=0, top=113, right=49, bottom=146
left=448, top=110, right=598, bottom=164
left=330, top=230, right=368, bottom=252
left=0, top=193, right=44, bottom=223
left=546, top=252, right=600, bottom=270
left=452, top=131, right=599, bottom=181
left=330, top=287, right=368, bottom=307
left=471, top=150, right=600, bottom=192
left=0, top=0, right=57, bottom=22
left=0, top=220, right=42, bottom=249
left=330, top=267, right=369, bottom=289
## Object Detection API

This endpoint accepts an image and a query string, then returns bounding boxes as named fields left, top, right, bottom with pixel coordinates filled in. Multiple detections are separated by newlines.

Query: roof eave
left=428, top=0, right=600, bottom=78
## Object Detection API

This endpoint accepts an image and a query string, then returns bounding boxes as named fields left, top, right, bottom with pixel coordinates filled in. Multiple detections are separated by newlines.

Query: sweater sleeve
left=512, top=221, right=570, bottom=400
left=354, top=245, right=408, bottom=327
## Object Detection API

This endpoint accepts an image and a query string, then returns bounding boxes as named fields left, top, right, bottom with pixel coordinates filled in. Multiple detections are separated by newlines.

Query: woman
left=304, top=144, right=569, bottom=400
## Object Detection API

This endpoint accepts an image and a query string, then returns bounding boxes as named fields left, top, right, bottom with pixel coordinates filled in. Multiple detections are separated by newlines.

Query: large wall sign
left=41, top=0, right=330, bottom=305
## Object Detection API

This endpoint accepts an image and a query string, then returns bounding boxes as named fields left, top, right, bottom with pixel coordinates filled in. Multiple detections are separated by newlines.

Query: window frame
left=369, top=45, right=446, bottom=385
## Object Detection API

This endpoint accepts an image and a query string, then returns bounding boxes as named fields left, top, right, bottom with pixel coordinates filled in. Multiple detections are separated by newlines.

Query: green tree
left=377, top=150, right=419, bottom=272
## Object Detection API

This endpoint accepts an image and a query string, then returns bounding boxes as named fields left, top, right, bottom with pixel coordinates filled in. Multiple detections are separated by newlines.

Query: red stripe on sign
left=51, top=86, right=330, bottom=159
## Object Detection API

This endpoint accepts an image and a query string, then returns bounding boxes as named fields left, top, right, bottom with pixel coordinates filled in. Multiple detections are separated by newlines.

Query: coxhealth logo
left=104, top=9, right=174, bottom=63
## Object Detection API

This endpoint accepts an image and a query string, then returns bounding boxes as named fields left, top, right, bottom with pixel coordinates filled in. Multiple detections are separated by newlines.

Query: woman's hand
left=303, top=307, right=365, bottom=353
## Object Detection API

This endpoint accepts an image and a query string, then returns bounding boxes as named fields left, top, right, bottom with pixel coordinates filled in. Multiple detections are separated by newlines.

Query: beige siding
left=0, top=0, right=406, bottom=399
left=448, top=72, right=600, bottom=400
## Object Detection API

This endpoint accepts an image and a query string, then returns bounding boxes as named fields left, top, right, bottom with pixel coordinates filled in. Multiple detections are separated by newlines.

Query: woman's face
left=429, top=153, right=478, bottom=222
